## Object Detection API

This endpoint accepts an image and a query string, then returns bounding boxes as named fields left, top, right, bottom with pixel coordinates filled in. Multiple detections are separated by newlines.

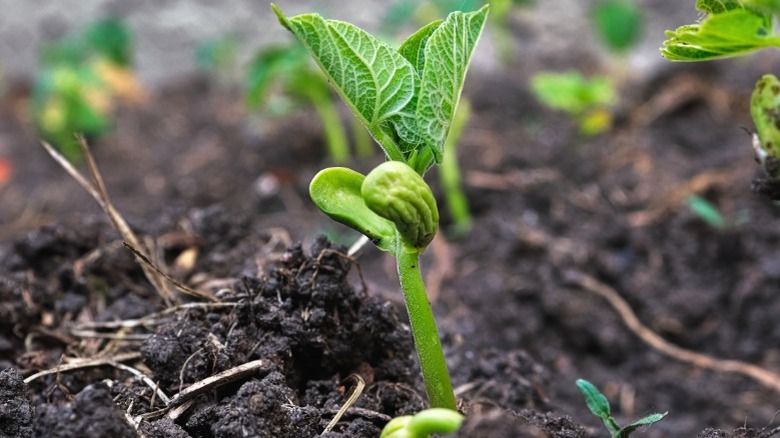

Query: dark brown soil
left=1, top=54, right=780, bottom=437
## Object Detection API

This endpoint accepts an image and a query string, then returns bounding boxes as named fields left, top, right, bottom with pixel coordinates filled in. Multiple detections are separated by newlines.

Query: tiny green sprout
left=32, top=18, right=141, bottom=161
left=196, top=37, right=238, bottom=72
left=685, top=195, right=727, bottom=230
left=685, top=195, right=750, bottom=230
left=440, top=99, right=473, bottom=235
left=380, top=408, right=465, bottom=438
left=591, top=0, right=642, bottom=54
left=576, top=379, right=667, bottom=438
left=275, top=4, right=488, bottom=410
left=530, top=71, right=617, bottom=136
left=245, top=45, right=352, bottom=164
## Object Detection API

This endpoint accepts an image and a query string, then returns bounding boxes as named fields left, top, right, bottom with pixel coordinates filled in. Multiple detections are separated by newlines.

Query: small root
left=567, top=270, right=780, bottom=394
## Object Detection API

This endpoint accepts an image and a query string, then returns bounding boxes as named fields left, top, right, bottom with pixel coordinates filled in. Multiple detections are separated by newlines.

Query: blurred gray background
left=0, top=0, right=694, bottom=86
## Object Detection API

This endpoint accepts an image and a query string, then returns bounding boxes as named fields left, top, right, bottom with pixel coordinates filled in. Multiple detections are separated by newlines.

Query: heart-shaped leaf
left=274, top=4, right=416, bottom=162
left=414, top=5, right=488, bottom=171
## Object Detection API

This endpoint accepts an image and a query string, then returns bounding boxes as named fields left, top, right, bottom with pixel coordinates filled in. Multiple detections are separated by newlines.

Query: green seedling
left=686, top=195, right=727, bottom=229
left=577, top=379, right=667, bottom=438
left=246, top=44, right=371, bottom=164
left=685, top=194, right=749, bottom=230
left=32, top=18, right=143, bottom=161
left=440, top=99, right=473, bottom=234
left=661, top=2, right=780, bottom=193
left=380, top=408, right=464, bottom=438
left=274, top=4, right=488, bottom=410
left=661, top=1, right=780, bottom=62
left=591, top=0, right=642, bottom=54
left=196, top=37, right=238, bottom=72
left=530, top=71, right=617, bottom=136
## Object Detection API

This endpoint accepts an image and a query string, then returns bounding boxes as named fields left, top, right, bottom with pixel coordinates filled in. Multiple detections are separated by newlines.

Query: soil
left=2, top=51, right=780, bottom=437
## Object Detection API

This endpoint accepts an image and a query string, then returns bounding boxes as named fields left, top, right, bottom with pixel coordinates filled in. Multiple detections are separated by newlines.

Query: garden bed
left=1, top=54, right=780, bottom=437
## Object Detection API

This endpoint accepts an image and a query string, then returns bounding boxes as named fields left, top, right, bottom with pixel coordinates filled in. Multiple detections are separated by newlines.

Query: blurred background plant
left=381, top=0, right=533, bottom=63
left=245, top=43, right=372, bottom=164
left=685, top=194, right=750, bottom=232
left=30, top=17, right=146, bottom=162
left=530, top=71, right=617, bottom=136
left=530, top=0, right=642, bottom=136
left=195, top=35, right=240, bottom=86
left=590, top=0, right=642, bottom=57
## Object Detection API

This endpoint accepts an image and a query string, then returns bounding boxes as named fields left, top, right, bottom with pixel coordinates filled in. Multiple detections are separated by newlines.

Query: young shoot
left=590, top=0, right=642, bottom=55
left=32, top=18, right=143, bottom=162
left=577, top=379, right=667, bottom=438
left=530, top=71, right=617, bottom=136
left=661, top=0, right=780, bottom=62
left=440, top=99, right=473, bottom=235
left=661, top=2, right=780, bottom=198
left=246, top=44, right=372, bottom=164
left=273, top=4, right=488, bottom=410
left=685, top=194, right=749, bottom=231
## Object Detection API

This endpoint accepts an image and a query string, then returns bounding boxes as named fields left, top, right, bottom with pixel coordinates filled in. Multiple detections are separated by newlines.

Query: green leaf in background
left=661, top=4, right=780, bottom=61
left=85, top=18, right=132, bottom=67
left=273, top=4, right=416, bottom=162
left=245, top=45, right=307, bottom=109
left=591, top=0, right=642, bottom=53
left=414, top=5, right=488, bottom=169
left=196, top=37, right=237, bottom=71
left=685, top=195, right=726, bottom=229
left=530, top=71, right=616, bottom=115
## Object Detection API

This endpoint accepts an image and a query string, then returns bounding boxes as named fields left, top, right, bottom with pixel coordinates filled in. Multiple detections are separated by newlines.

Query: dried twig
left=72, top=302, right=238, bottom=331
left=24, top=351, right=142, bottom=384
left=40, top=138, right=172, bottom=303
left=167, top=359, right=268, bottom=409
left=627, top=169, right=738, bottom=227
left=123, top=241, right=217, bottom=302
left=69, top=330, right=150, bottom=341
left=304, top=248, right=368, bottom=296
left=111, top=361, right=171, bottom=406
left=567, top=270, right=780, bottom=393
left=760, top=425, right=780, bottom=438
left=322, top=406, right=391, bottom=424
left=323, top=374, right=365, bottom=434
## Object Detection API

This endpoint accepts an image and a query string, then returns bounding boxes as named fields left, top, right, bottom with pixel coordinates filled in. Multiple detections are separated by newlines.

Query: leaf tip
left=271, top=3, right=290, bottom=30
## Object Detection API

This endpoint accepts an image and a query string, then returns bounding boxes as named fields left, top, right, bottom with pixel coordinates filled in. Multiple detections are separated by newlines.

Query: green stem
left=308, top=88, right=350, bottom=164
left=439, top=99, right=472, bottom=234
left=369, top=124, right=405, bottom=163
left=396, top=247, right=456, bottom=411
left=351, top=116, right=374, bottom=158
